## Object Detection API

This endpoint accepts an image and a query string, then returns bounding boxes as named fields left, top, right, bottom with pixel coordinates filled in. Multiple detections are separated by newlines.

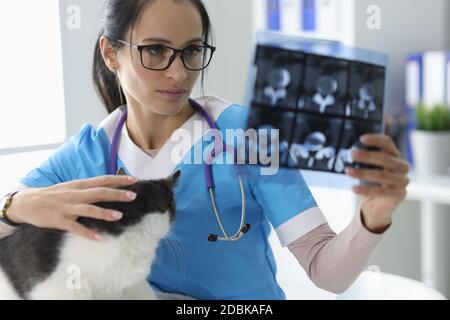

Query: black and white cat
left=0, top=170, right=180, bottom=300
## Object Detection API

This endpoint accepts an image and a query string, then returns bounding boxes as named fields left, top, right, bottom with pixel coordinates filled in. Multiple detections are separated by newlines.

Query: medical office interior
left=0, top=0, right=449, bottom=299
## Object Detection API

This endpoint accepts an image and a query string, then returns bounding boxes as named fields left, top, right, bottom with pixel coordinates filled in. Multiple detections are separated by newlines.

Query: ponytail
left=92, top=32, right=125, bottom=114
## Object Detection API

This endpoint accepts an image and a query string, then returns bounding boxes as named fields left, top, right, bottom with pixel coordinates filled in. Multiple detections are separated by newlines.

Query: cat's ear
left=116, top=167, right=127, bottom=176
left=169, top=170, right=181, bottom=187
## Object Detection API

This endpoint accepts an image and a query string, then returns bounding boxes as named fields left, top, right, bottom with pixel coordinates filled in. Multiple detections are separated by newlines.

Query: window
left=0, top=0, right=66, bottom=151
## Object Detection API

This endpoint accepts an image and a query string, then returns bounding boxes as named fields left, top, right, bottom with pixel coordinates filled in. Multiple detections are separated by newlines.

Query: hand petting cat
left=5, top=175, right=138, bottom=240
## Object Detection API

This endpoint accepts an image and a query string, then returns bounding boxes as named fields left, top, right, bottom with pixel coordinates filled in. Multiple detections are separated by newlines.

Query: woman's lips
left=157, top=89, right=187, bottom=101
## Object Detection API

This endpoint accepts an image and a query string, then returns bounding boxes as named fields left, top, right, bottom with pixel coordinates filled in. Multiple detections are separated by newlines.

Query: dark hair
left=93, top=0, right=213, bottom=114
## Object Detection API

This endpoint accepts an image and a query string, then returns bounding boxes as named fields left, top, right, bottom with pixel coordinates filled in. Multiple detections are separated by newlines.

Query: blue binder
left=302, top=0, right=316, bottom=31
left=446, top=53, right=450, bottom=106
left=404, top=53, right=423, bottom=168
left=267, top=0, right=281, bottom=31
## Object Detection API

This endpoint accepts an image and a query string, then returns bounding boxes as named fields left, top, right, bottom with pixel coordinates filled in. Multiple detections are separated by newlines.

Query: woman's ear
left=99, top=35, right=119, bottom=72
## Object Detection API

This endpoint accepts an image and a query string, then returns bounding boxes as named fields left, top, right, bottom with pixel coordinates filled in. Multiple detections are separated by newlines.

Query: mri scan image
left=253, top=46, right=305, bottom=109
left=239, top=106, right=295, bottom=165
left=245, top=40, right=386, bottom=174
left=298, top=56, right=349, bottom=116
left=338, top=120, right=383, bottom=172
left=264, top=68, right=291, bottom=106
left=347, top=62, right=385, bottom=120
left=286, top=115, right=342, bottom=171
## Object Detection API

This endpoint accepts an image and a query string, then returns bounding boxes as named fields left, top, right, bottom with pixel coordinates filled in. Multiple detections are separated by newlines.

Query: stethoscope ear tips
left=208, top=234, right=218, bottom=242
left=242, top=223, right=251, bottom=234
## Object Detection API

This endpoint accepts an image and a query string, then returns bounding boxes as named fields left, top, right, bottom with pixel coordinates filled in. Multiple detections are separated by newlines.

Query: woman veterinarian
left=0, top=0, right=410, bottom=299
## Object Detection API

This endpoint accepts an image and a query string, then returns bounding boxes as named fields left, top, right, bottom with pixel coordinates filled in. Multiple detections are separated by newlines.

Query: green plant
left=416, top=103, right=450, bottom=131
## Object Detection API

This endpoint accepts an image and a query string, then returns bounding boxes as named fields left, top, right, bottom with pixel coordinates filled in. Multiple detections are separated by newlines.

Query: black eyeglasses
left=115, top=39, right=216, bottom=71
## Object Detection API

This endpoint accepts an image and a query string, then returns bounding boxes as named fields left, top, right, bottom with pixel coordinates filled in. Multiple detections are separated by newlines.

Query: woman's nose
left=165, top=55, right=187, bottom=81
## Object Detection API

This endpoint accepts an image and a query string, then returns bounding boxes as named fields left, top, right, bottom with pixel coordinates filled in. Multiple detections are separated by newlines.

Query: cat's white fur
left=0, top=268, right=19, bottom=299
left=0, top=212, right=171, bottom=300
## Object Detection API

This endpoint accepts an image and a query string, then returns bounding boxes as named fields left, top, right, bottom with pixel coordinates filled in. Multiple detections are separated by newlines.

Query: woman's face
left=112, top=0, right=204, bottom=116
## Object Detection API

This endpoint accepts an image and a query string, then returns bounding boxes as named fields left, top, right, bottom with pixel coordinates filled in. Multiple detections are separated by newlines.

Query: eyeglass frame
left=112, top=39, right=216, bottom=71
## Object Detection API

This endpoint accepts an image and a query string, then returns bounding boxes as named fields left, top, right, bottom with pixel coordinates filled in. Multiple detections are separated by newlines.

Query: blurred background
left=0, top=0, right=449, bottom=299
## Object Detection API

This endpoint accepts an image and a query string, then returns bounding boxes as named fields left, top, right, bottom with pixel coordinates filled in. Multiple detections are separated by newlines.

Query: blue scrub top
left=19, top=96, right=327, bottom=300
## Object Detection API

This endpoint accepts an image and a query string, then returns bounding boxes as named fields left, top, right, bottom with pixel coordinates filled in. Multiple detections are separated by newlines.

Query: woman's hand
left=6, top=175, right=138, bottom=241
left=345, top=134, right=411, bottom=233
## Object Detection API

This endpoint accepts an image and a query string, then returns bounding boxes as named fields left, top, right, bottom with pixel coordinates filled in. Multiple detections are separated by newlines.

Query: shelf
left=406, top=173, right=450, bottom=205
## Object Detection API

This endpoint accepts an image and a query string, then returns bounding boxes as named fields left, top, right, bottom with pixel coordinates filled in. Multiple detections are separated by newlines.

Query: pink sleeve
left=287, top=201, right=390, bottom=294
left=0, top=222, right=16, bottom=239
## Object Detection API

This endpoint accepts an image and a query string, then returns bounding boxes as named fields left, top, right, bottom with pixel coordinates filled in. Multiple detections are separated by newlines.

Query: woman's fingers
left=76, top=188, right=137, bottom=204
left=352, top=184, right=407, bottom=199
left=48, top=204, right=118, bottom=241
left=25, top=206, right=99, bottom=241
left=360, top=134, right=401, bottom=158
left=55, top=187, right=137, bottom=204
left=63, top=220, right=102, bottom=241
left=8, top=180, right=138, bottom=242
left=346, top=167, right=410, bottom=188
left=50, top=207, right=104, bottom=241
left=67, top=204, right=123, bottom=222
left=58, top=175, right=137, bottom=190
left=351, top=149, right=410, bottom=174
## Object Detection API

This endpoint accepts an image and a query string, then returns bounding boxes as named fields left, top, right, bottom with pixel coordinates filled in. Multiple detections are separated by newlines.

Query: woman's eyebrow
left=140, top=37, right=203, bottom=45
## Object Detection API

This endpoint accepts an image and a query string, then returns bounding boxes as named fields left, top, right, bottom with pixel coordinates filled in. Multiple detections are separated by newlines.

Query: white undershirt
left=144, top=149, right=159, bottom=158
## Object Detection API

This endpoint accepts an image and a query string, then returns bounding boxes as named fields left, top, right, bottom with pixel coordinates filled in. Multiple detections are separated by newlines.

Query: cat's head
left=81, top=170, right=181, bottom=236
left=123, top=169, right=181, bottom=223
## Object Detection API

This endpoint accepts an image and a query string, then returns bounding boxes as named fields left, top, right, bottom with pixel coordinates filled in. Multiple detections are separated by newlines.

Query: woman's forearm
left=287, top=201, right=389, bottom=294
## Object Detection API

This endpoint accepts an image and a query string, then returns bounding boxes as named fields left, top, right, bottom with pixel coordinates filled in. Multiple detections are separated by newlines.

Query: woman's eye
left=185, top=46, right=203, bottom=56
left=145, top=45, right=165, bottom=55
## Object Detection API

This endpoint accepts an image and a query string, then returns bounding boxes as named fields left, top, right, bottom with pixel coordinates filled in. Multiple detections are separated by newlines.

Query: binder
left=267, top=0, right=281, bottom=31
left=446, top=53, right=450, bottom=107
left=266, top=0, right=340, bottom=35
left=302, top=0, right=316, bottom=31
left=423, top=51, right=446, bottom=108
left=316, top=0, right=339, bottom=35
left=406, top=53, right=423, bottom=109
left=281, top=0, right=301, bottom=34
left=404, top=53, right=423, bottom=166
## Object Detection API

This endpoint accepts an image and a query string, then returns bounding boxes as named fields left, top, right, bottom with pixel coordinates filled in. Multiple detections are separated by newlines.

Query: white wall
left=59, top=0, right=109, bottom=137
left=192, top=0, right=255, bottom=104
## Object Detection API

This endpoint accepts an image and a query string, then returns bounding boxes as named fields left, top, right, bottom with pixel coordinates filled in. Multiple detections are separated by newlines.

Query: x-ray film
left=244, top=31, right=388, bottom=175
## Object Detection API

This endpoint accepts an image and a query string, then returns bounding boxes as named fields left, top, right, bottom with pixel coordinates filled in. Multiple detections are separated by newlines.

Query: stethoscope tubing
left=109, top=100, right=250, bottom=242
